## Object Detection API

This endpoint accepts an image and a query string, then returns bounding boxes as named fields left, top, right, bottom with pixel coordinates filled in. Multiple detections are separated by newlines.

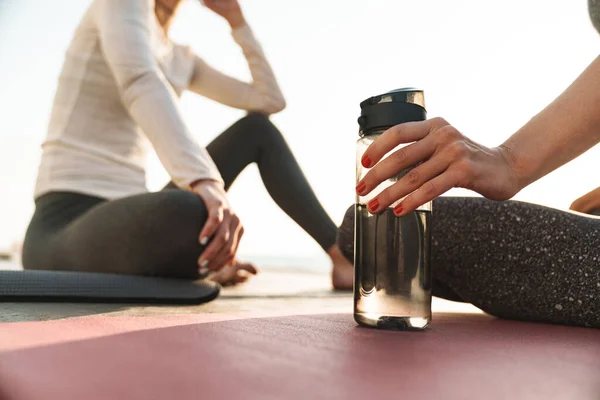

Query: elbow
left=271, top=96, right=287, bottom=114
left=118, top=69, right=166, bottom=108
left=260, top=95, right=286, bottom=115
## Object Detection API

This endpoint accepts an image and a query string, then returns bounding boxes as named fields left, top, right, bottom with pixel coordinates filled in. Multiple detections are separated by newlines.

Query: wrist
left=496, top=142, right=527, bottom=193
left=227, top=14, right=246, bottom=29
left=190, top=179, right=223, bottom=191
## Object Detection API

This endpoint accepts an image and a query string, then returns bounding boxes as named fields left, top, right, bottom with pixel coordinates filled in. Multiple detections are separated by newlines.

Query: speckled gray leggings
left=338, top=197, right=600, bottom=328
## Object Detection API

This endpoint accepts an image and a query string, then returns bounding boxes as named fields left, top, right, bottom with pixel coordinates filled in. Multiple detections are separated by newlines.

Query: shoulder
left=89, top=0, right=155, bottom=21
left=167, top=42, right=198, bottom=88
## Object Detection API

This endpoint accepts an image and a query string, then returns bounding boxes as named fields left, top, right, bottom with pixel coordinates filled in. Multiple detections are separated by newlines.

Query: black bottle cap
left=358, top=88, right=427, bottom=136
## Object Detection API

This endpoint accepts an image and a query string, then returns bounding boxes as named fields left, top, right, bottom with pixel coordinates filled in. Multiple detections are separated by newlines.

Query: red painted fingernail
left=368, top=198, right=379, bottom=212
left=361, top=155, right=372, bottom=168
left=394, top=204, right=404, bottom=215
left=356, top=181, right=366, bottom=194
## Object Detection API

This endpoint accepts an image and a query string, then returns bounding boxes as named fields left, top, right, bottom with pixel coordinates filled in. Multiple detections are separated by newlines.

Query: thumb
left=192, top=180, right=227, bottom=244
left=199, top=204, right=223, bottom=246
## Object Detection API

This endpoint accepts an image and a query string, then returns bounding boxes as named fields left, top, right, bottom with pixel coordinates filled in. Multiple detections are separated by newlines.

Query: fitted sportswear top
left=34, top=0, right=285, bottom=199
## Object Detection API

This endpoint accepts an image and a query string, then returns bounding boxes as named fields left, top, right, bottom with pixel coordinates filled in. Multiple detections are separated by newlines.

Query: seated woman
left=339, top=4, right=600, bottom=328
left=22, top=0, right=353, bottom=288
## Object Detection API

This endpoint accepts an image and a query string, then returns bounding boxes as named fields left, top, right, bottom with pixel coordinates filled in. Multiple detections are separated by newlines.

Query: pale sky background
left=0, top=0, right=599, bottom=269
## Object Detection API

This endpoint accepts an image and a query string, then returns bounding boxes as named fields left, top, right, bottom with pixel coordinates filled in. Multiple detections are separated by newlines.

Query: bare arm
left=502, top=55, right=600, bottom=190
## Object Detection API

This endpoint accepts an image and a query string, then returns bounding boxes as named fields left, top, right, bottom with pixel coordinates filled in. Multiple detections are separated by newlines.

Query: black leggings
left=22, top=113, right=338, bottom=279
left=338, top=197, right=600, bottom=328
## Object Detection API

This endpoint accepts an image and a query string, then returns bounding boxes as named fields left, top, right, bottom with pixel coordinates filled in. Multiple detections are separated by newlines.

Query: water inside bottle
left=354, top=205, right=432, bottom=330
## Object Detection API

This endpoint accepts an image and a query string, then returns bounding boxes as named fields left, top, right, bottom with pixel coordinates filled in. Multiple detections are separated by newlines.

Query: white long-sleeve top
left=34, top=0, right=285, bottom=199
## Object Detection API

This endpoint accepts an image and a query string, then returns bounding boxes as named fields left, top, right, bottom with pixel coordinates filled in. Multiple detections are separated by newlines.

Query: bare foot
left=328, top=244, right=353, bottom=291
left=207, top=261, right=258, bottom=286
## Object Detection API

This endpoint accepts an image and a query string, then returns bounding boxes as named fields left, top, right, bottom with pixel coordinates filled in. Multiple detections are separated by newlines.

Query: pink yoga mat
left=0, top=313, right=599, bottom=400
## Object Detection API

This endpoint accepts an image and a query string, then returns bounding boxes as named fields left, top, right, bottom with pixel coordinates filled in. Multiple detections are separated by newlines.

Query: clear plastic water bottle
left=354, top=88, right=432, bottom=330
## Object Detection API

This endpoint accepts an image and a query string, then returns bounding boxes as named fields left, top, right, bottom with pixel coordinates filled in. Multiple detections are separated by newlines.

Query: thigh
left=58, top=190, right=208, bottom=279
left=432, top=197, right=600, bottom=327
left=22, top=192, right=105, bottom=272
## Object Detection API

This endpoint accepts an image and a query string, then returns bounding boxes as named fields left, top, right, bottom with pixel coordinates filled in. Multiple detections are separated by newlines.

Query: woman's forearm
left=191, top=1, right=285, bottom=114
left=501, top=55, right=600, bottom=190
left=188, top=23, right=286, bottom=114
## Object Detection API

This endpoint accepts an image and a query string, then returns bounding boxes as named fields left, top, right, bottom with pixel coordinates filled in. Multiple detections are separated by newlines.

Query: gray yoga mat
left=0, top=270, right=220, bottom=304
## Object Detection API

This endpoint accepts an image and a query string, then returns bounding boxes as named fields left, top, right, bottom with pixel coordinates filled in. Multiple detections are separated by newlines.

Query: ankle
left=327, top=245, right=353, bottom=267
left=327, top=244, right=342, bottom=260
left=327, top=244, right=353, bottom=265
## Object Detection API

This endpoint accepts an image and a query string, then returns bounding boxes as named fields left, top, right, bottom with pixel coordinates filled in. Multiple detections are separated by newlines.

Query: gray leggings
left=338, top=198, right=600, bottom=328
left=22, top=113, right=338, bottom=279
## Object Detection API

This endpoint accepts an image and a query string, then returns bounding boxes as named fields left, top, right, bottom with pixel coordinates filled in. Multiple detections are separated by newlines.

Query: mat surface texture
left=1, top=269, right=598, bottom=400
left=0, top=312, right=599, bottom=400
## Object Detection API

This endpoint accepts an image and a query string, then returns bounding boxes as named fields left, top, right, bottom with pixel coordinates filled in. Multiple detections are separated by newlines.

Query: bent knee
left=152, top=190, right=208, bottom=227
left=239, top=113, right=282, bottom=140
left=242, top=112, right=272, bottom=126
